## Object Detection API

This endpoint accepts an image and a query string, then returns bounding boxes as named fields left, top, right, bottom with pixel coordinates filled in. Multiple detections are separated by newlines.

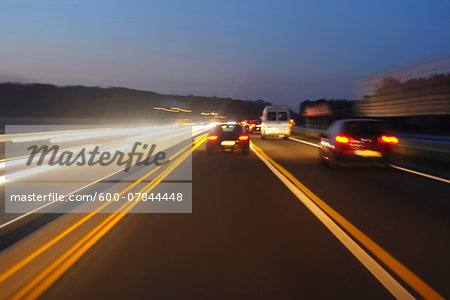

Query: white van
left=261, top=105, right=291, bottom=139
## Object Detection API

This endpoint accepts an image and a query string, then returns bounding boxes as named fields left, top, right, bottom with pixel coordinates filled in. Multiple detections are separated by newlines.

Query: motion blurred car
left=249, top=120, right=262, bottom=133
left=289, top=119, right=295, bottom=128
left=242, top=120, right=253, bottom=133
left=206, top=124, right=250, bottom=155
left=319, top=119, right=398, bottom=168
left=240, top=120, right=249, bottom=131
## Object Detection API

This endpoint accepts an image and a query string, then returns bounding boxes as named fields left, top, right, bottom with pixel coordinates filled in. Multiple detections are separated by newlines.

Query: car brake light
left=252, top=124, right=256, bottom=128
left=207, top=135, right=218, bottom=141
left=378, top=135, right=398, bottom=144
left=238, top=135, right=249, bottom=141
left=335, top=136, right=353, bottom=144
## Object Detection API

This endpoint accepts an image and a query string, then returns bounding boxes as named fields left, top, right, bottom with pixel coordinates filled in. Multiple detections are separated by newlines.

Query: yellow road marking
left=10, top=136, right=206, bottom=300
left=250, top=141, right=444, bottom=300
left=0, top=134, right=206, bottom=285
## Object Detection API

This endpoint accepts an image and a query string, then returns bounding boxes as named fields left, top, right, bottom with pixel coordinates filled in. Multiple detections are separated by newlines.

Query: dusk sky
left=1, top=0, right=450, bottom=110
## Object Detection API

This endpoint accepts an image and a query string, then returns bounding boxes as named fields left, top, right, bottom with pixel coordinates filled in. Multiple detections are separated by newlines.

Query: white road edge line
left=288, top=136, right=320, bottom=148
left=250, top=144, right=415, bottom=300
left=389, top=165, right=450, bottom=184
left=289, top=136, right=449, bottom=184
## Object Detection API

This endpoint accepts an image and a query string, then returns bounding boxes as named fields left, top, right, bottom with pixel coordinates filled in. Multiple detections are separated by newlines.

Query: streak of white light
left=157, top=129, right=193, bottom=142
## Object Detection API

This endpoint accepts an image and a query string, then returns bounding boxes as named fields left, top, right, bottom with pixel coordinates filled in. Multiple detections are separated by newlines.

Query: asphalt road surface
left=1, top=133, right=449, bottom=299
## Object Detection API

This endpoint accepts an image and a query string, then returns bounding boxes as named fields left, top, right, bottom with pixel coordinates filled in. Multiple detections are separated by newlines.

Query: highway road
left=0, top=130, right=449, bottom=299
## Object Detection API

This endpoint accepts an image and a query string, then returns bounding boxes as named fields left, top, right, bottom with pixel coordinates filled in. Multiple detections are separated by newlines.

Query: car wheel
left=319, top=150, right=327, bottom=166
left=242, top=148, right=250, bottom=155
left=328, top=153, right=340, bottom=170
left=284, top=135, right=290, bottom=140
left=261, top=134, right=266, bottom=140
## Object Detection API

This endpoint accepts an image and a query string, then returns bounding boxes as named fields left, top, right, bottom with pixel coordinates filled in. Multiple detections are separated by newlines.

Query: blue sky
left=1, top=0, right=450, bottom=109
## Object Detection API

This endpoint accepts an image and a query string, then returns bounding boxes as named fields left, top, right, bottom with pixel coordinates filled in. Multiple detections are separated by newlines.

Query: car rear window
left=215, top=124, right=242, bottom=134
left=267, top=112, right=276, bottom=121
left=221, top=125, right=235, bottom=132
left=278, top=112, right=288, bottom=121
left=344, top=122, right=383, bottom=135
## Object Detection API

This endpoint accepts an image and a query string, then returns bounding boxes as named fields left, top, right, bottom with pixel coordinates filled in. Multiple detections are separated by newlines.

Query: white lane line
left=0, top=131, right=207, bottom=230
left=250, top=143, right=415, bottom=300
left=289, top=136, right=449, bottom=184
left=0, top=144, right=94, bottom=170
left=289, top=136, right=319, bottom=148
left=390, top=165, right=450, bottom=184
left=0, top=166, right=127, bottom=231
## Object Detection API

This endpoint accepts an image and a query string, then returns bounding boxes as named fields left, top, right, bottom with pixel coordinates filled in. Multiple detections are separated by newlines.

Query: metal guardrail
left=291, top=126, right=326, bottom=141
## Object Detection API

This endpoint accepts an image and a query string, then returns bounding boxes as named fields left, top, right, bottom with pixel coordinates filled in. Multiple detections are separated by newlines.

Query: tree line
left=0, top=83, right=271, bottom=121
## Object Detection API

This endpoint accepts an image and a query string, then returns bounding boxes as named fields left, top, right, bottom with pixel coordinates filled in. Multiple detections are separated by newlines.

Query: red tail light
left=335, top=136, right=353, bottom=144
left=378, top=135, right=398, bottom=144
left=238, top=135, right=249, bottom=141
left=207, top=135, right=218, bottom=141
